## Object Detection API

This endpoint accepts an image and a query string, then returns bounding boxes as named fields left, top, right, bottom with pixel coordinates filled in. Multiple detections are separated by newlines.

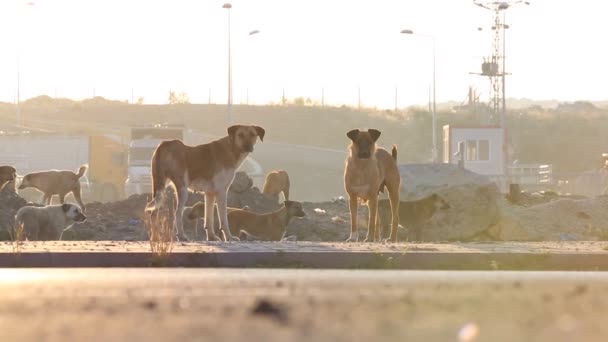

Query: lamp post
left=222, top=3, right=233, bottom=125
left=401, top=29, right=437, bottom=163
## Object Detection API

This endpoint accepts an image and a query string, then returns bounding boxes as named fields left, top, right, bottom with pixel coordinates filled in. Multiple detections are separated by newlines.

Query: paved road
left=1, top=269, right=607, bottom=342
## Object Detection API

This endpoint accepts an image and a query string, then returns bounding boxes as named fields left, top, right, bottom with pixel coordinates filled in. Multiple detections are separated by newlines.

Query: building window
left=466, top=140, right=490, bottom=161
left=479, top=140, right=490, bottom=161
left=466, top=140, right=477, bottom=161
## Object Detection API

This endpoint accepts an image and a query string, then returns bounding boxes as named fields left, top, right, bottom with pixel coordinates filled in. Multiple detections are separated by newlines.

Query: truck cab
left=124, top=125, right=183, bottom=197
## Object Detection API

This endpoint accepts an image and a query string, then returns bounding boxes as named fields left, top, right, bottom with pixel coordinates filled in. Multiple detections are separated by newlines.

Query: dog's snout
left=76, top=213, right=87, bottom=222
left=358, top=152, right=371, bottom=159
left=244, top=144, right=254, bottom=152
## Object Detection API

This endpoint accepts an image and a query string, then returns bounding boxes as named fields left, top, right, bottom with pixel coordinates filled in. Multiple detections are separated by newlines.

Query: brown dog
left=186, top=201, right=247, bottom=241
left=145, top=124, right=265, bottom=241
left=18, top=165, right=88, bottom=212
left=227, top=200, right=306, bottom=241
left=262, top=169, right=290, bottom=201
left=0, top=166, right=17, bottom=190
left=344, top=129, right=400, bottom=242
left=378, top=193, right=450, bottom=241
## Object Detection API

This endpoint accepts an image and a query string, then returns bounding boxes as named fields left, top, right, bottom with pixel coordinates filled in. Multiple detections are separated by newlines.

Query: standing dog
left=228, top=200, right=306, bottom=241
left=18, top=165, right=88, bottom=212
left=377, top=193, right=450, bottom=241
left=262, top=170, right=290, bottom=201
left=344, top=129, right=400, bottom=242
left=14, top=203, right=86, bottom=240
left=0, top=166, right=17, bottom=190
left=145, top=124, right=265, bottom=241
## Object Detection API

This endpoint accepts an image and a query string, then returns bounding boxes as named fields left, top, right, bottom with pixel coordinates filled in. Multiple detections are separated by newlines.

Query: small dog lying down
left=377, top=193, right=450, bottom=241
left=186, top=202, right=249, bottom=241
left=14, top=203, right=87, bottom=241
left=228, top=200, right=306, bottom=241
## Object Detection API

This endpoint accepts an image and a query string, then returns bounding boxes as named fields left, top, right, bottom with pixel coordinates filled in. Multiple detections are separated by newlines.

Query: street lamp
left=246, top=30, right=260, bottom=105
left=223, top=3, right=233, bottom=125
left=401, top=29, right=437, bottom=163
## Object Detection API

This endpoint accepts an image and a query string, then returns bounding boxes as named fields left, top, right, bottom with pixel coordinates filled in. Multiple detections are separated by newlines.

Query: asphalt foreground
left=0, top=269, right=607, bottom=342
left=2, top=241, right=608, bottom=270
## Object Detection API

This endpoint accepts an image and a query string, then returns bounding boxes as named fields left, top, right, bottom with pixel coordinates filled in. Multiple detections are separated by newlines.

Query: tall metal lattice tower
left=472, top=1, right=529, bottom=124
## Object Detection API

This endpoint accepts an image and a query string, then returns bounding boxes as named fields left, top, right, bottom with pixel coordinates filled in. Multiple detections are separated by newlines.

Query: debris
left=250, top=298, right=288, bottom=324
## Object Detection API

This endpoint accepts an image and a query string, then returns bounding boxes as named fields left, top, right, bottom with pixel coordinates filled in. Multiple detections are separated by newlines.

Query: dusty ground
left=3, top=168, right=608, bottom=242
left=0, top=269, right=607, bottom=342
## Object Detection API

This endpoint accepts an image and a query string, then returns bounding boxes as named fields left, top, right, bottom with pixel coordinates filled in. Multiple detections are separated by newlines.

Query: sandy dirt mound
left=500, top=196, right=608, bottom=241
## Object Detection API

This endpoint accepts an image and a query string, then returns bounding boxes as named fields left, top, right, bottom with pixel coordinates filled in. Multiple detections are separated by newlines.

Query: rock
left=229, top=171, right=253, bottom=193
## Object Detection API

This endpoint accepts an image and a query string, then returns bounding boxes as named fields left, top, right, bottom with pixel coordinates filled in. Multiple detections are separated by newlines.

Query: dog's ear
left=346, top=129, right=360, bottom=141
left=62, top=203, right=71, bottom=213
left=368, top=129, right=381, bottom=142
left=227, top=125, right=240, bottom=140
left=253, top=125, right=265, bottom=142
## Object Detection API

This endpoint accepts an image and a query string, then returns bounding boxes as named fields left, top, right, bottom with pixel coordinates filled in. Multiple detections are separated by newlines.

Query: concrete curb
left=1, top=251, right=608, bottom=270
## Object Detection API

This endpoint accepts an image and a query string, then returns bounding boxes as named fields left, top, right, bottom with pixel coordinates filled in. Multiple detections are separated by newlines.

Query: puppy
left=228, top=200, right=306, bottom=241
left=14, top=203, right=87, bottom=241
left=19, top=165, right=88, bottom=212
left=262, top=170, right=290, bottom=201
left=344, top=129, right=400, bottom=242
left=0, top=165, right=17, bottom=190
left=378, top=193, right=450, bottom=241
left=145, top=124, right=265, bottom=241
left=186, top=201, right=248, bottom=241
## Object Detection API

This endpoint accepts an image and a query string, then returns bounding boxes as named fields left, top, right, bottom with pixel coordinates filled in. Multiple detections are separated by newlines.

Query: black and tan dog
left=378, top=193, right=450, bottom=241
left=0, top=165, right=17, bottom=190
left=227, top=200, right=306, bottom=241
left=344, top=129, right=400, bottom=242
left=146, top=124, right=265, bottom=241
left=19, top=165, right=88, bottom=212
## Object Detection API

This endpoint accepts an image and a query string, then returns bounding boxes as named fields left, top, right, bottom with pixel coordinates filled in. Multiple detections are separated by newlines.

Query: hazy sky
left=0, top=0, right=604, bottom=108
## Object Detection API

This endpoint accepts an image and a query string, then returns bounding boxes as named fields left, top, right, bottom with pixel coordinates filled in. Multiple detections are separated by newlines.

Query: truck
left=124, top=124, right=184, bottom=197
left=0, top=130, right=127, bottom=203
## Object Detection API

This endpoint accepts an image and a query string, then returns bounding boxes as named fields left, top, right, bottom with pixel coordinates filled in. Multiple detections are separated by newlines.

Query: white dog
left=14, top=203, right=87, bottom=241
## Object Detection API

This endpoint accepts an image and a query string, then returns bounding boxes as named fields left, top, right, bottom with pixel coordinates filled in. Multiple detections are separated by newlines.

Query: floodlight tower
left=472, top=0, right=529, bottom=124
left=472, top=0, right=529, bottom=190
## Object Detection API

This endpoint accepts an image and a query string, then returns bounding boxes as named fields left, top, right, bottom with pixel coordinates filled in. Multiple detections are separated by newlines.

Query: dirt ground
left=1, top=269, right=607, bottom=342
left=2, top=168, right=608, bottom=242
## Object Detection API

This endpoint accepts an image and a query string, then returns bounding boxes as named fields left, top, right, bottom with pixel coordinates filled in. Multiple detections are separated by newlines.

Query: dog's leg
left=375, top=212, right=382, bottom=242
left=386, top=190, right=400, bottom=243
left=216, top=191, right=237, bottom=242
left=346, top=195, right=359, bottom=242
left=175, top=185, right=189, bottom=241
left=364, top=195, right=379, bottom=243
left=204, top=193, right=221, bottom=241
left=58, top=193, right=66, bottom=204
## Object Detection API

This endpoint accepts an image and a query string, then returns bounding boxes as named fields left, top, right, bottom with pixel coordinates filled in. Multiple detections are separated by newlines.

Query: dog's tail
left=391, top=145, right=398, bottom=161
left=145, top=143, right=166, bottom=213
left=76, top=165, right=88, bottom=178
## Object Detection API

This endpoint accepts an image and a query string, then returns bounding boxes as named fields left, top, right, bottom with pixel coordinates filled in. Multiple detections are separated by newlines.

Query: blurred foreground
left=0, top=269, right=606, bottom=342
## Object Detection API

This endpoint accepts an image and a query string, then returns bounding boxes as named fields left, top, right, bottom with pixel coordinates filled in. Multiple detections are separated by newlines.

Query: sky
left=0, top=0, right=605, bottom=108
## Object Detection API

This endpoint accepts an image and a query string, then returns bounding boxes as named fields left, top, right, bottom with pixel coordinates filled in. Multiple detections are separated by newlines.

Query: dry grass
left=145, top=209, right=175, bottom=258
left=8, top=222, right=25, bottom=254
